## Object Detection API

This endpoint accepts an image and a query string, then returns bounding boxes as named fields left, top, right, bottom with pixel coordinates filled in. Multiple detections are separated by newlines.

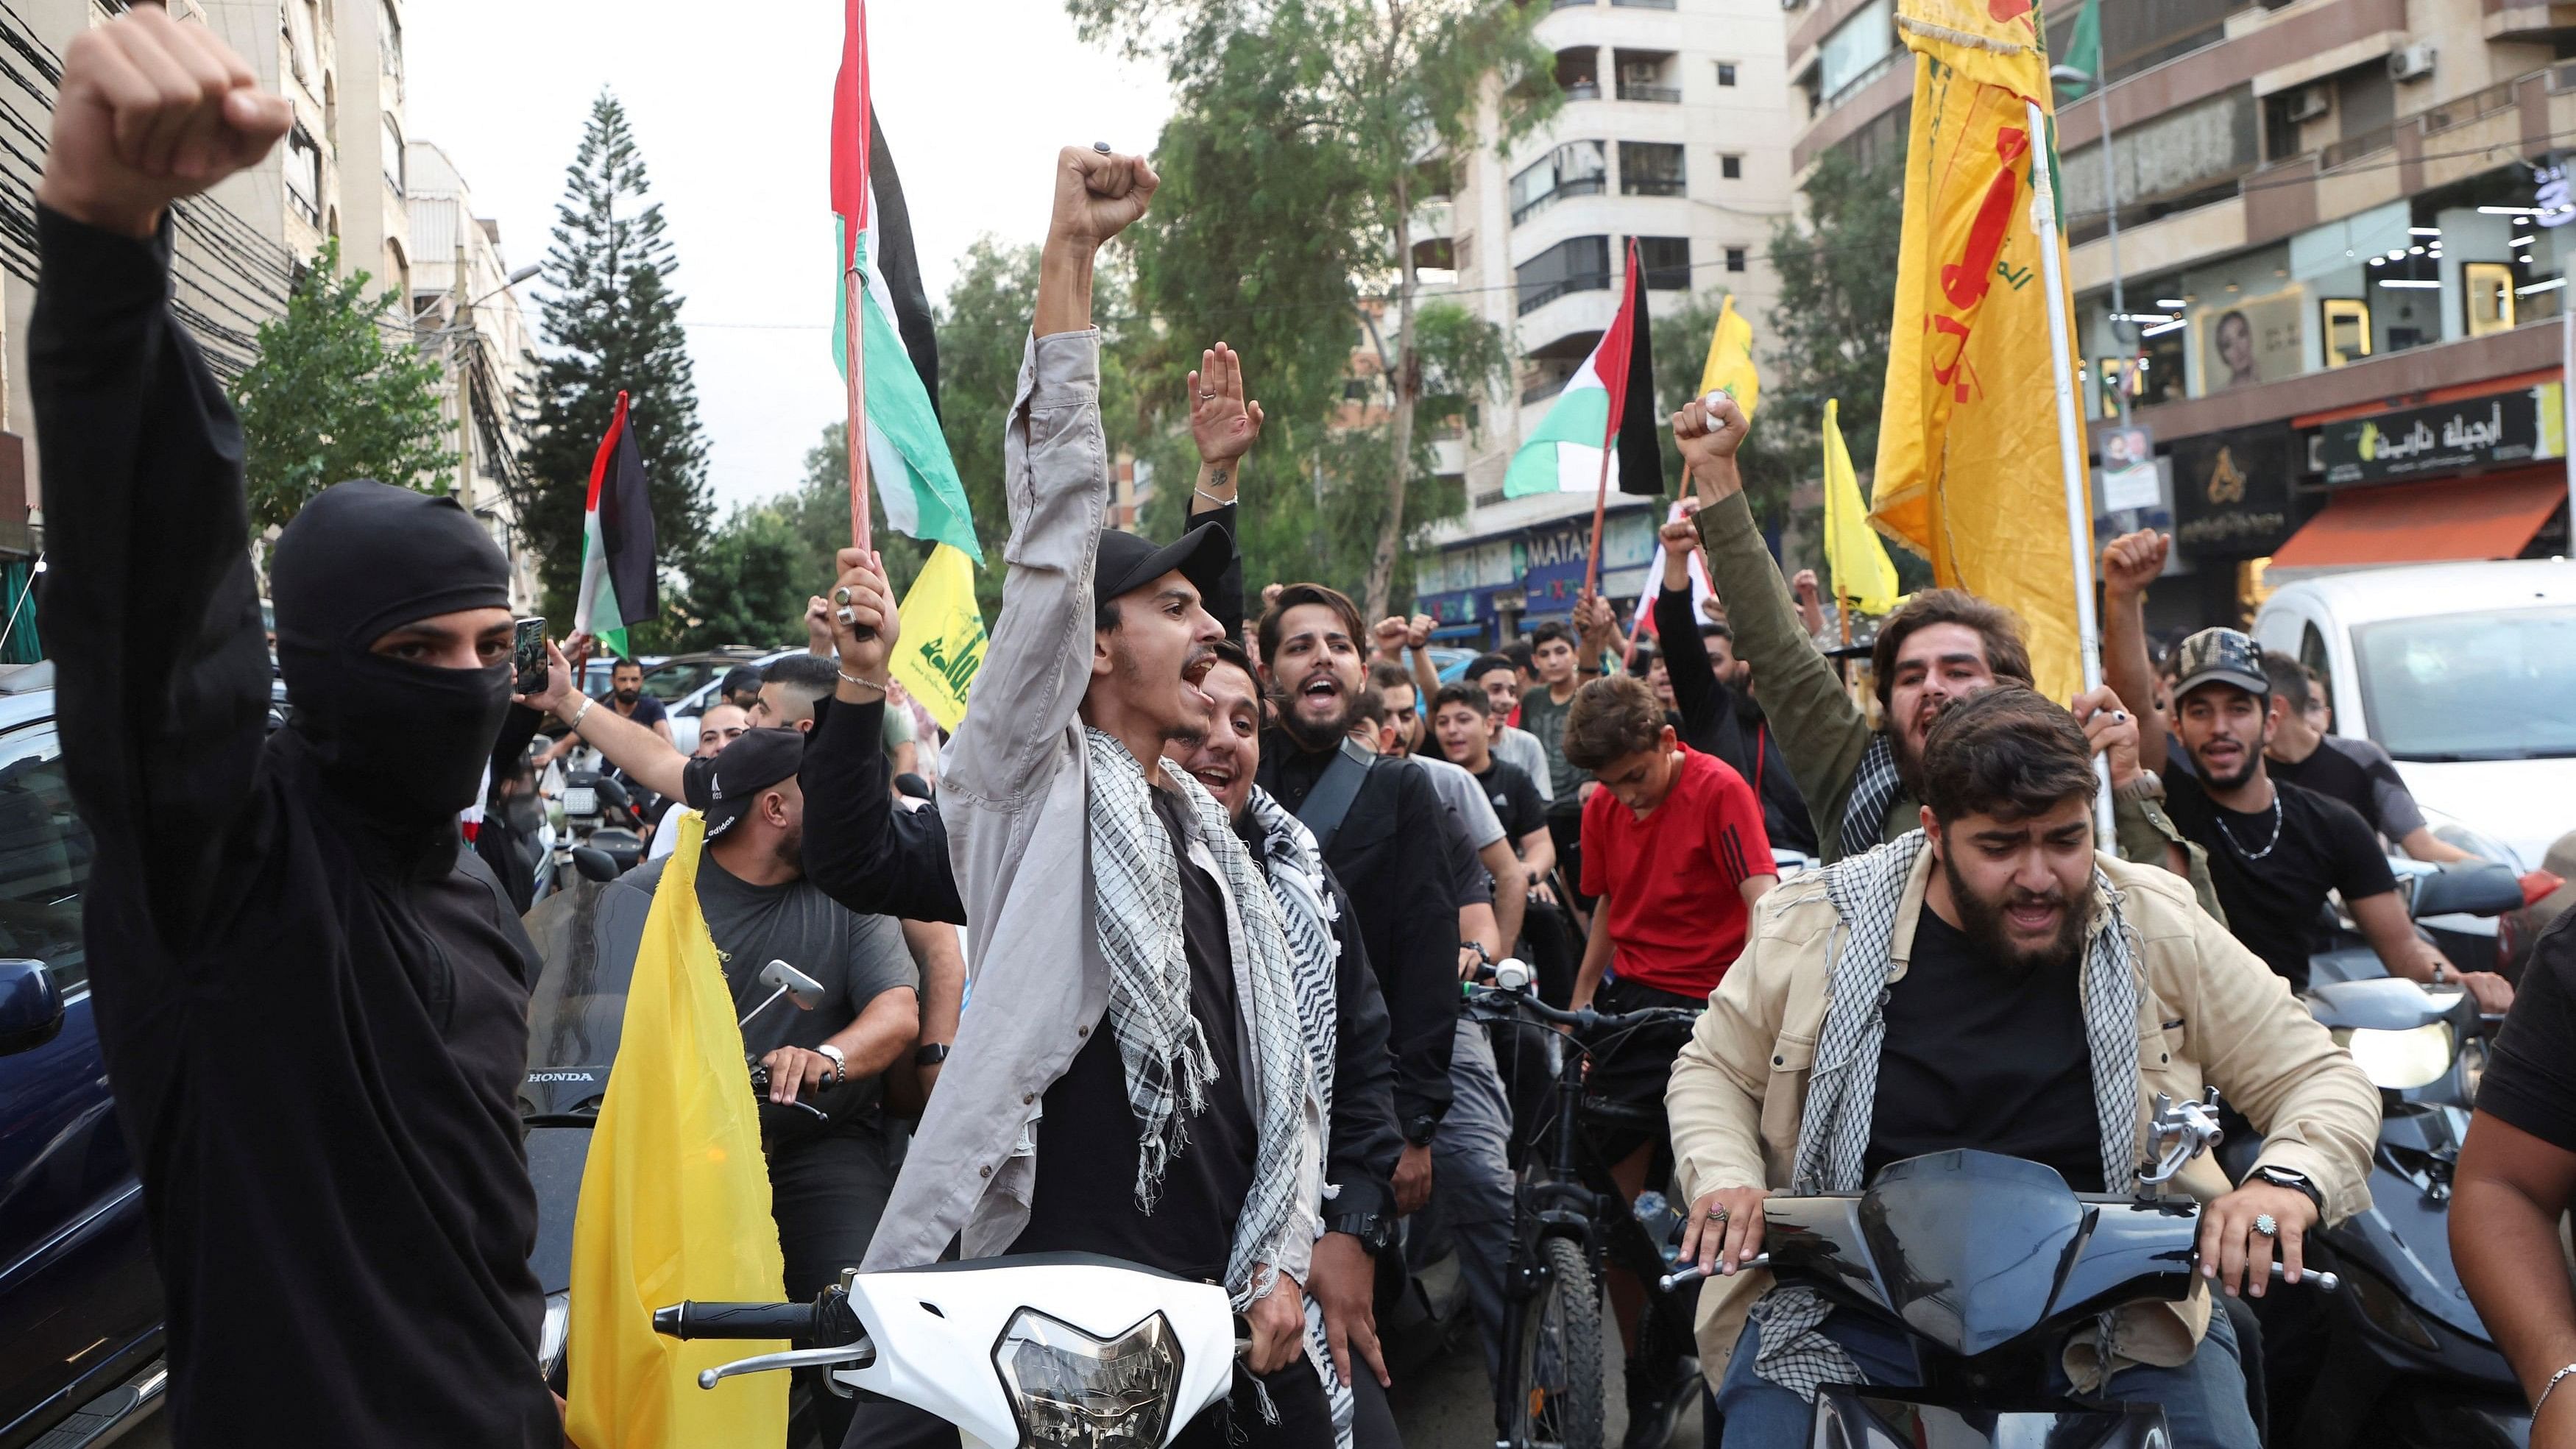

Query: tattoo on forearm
left=1208, top=467, right=1231, bottom=491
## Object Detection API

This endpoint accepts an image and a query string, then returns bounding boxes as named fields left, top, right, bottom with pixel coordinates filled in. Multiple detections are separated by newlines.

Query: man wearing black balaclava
left=30, top=12, right=557, bottom=1447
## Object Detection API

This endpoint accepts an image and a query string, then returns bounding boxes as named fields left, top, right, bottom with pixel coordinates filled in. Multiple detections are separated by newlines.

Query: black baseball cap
left=682, top=727, right=804, bottom=839
left=1096, top=521, right=1230, bottom=608
left=2172, top=627, right=2269, bottom=702
left=718, top=665, right=765, bottom=698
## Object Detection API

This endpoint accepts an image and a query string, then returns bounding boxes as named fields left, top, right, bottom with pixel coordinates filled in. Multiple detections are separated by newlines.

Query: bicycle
left=1466, top=961, right=1707, bottom=1449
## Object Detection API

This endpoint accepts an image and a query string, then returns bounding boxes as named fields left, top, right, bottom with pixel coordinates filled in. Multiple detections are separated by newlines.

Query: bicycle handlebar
left=1464, top=976, right=1700, bottom=1034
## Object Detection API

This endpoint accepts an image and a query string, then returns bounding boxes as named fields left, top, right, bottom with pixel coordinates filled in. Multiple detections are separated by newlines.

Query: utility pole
left=2052, top=63, right=2129, bottom=423
left=451, top=238, right=473, bottom=503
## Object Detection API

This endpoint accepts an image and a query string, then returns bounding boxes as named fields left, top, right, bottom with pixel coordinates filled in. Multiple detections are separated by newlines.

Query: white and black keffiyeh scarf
left=1836, top=734, right=1906, bottom=860
left=1083, top=730, right=1313, bottom=1309
left=1243, top=786, right=1361, bottom=1448
left=1759, top=829, right=2145, bottom=1400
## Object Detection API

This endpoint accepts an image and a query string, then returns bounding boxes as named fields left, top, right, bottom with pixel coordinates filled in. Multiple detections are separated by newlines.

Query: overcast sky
left=405, top=1, right=1173, bottom=516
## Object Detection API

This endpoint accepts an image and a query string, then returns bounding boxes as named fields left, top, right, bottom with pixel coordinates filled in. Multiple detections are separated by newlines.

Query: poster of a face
left=2198, top=288, right=2304, bottom=392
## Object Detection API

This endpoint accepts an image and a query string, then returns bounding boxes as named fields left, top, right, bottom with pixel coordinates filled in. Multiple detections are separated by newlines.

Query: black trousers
left=770, top=1122, right=897, bottom=1449
left=837, top=1359, right=1338, bottom=1449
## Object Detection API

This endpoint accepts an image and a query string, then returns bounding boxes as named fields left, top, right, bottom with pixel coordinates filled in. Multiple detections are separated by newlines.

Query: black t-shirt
left=2475, top=910, right=2576, bottom=1152
left=1867, top=907, right=2104, bottom=1192
left=1476, top=759, right=1548, bottom=846
left=2165, top=772, right=2397, bottom=991
left=1013, top=790, right=1256, bottom=1281
left=2267, top=735, right=2426, bottom=843
left=606, top=690, right=669, bottom=729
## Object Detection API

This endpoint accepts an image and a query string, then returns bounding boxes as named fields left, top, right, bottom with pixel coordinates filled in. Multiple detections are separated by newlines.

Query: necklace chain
left=2213, top=791, right=2285, bottom=861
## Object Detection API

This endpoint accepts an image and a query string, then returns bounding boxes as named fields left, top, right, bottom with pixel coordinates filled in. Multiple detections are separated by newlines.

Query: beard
left=614, top=686, right=641, bottom=704
left=773, top=821, right=804, bottom=874
left=1942, top=849, right=2090, bottom=979
left=1277, top=681, right=1359, bottom=751
left=2195, top=739, right=2263, bottom=791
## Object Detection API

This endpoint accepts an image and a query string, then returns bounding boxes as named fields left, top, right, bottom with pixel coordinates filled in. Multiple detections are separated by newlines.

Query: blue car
left=0, top=667, right=166, bottom=1448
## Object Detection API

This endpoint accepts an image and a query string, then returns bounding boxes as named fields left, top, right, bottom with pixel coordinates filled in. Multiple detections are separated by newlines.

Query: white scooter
left=654, top=1252, right=1245, bottom=1449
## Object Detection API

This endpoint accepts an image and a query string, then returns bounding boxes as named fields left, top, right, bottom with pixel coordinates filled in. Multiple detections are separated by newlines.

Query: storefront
left=2271, top=376, right=2572, bottom=575
left=1414, top=502, right=1660, bottom=648
left=2166, top=422, right=2305, bottom=627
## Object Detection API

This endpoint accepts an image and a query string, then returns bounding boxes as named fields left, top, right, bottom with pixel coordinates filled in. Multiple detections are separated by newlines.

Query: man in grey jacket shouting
left=851, top=144, right=1327, bottom=1449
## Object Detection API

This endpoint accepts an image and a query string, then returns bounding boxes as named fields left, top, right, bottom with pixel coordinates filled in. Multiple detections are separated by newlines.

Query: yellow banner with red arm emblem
left=1869, top=0, right=2090, bottom=703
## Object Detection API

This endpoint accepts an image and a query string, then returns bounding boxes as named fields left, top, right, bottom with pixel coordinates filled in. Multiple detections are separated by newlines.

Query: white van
left=2251, top=558, right=2576, bottom=875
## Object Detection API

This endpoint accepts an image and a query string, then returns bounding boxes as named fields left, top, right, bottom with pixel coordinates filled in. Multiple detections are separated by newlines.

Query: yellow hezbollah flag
left=566, top=811, right=788, bottom=1449
left=1869, top=0, right=2090, bottom=702
left=1698, top=294, right=1760, bottom=419
left=891, top=542, right=987, bottom=733
left=1822, top=400, right=1900, bottom=616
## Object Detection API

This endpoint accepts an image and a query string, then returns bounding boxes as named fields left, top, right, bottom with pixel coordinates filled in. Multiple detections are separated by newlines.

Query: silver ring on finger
left=1708, top=1205, right=1728, bottom=1222
left=835, top=606, right=856, bottom=627
left=833, top=586, right=852, bottom=605
left=2251, top=1213, right=2278, bottom=1238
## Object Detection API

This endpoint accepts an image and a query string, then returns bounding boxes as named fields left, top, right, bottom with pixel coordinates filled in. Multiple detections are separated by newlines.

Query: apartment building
left=0, top=0, right=417, bottom=542
left=1410, top=0, right=1797, bottom=646
left=1794, top=0, right=2576, bottom=631
left=408, top=141, right=542, bottom=612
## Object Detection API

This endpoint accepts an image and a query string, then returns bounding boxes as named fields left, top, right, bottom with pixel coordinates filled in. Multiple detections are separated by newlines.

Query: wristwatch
left=914, top=1042, right=952, bottom=1069
left=1325, top=1212, right=1395, bottom=1255
left=2254, top=1165, right=2324, bottom=1214
left=2114, top=769, right=2165, bottom=803
left=815, top=1043, right=848, bottom=1084
left=1403, top=1113, right=1440, bottom=1147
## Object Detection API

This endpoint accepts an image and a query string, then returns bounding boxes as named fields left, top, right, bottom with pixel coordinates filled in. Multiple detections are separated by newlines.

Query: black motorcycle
left=2225, top=868, right=2534, bottom=1449
left=1661, top=1091, right=2332, bottom=1446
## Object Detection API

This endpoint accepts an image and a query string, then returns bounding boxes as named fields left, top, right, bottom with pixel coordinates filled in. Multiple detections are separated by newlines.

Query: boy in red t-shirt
left=1564, top=675, right=1775, bottom=1432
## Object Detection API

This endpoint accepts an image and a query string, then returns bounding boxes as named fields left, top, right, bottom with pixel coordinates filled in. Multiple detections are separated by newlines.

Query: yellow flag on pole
left=1697, top=294, right=1761, bottom=419
left=565, top=811, right=788, bottom=1449
left=891, top=542, right=988, bottom=732
left=1822, top=400, right=1900, bottom=616
left=1869, top=0, right=2090, bottom=701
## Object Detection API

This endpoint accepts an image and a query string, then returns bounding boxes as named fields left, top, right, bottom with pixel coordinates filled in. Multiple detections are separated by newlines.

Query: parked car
left=0, top=667, right=166, bottom=1449
left=2253, top=558, right=2576, bottom=879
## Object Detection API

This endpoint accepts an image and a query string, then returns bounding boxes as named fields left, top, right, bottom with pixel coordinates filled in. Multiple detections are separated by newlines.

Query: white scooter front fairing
left=682, top=1253, right=1240, bottom=1449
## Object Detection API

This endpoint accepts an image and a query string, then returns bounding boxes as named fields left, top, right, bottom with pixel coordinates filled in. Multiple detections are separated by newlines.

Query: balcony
left=1616, top=81, right=1681, bottom=103
left=1621, top=176, right=1685, bottom=197
left=1563, top=81, right=1601, bottom=100
left=1518, top=270, right=1611, bottom=314
left=1610, top=0, right=1676, bottom=9
left=1511, top=174, right=1604, bottom=226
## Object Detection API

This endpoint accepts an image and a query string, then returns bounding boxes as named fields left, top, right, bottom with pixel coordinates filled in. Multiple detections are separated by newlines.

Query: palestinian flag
left=829, top=0, right=980, bottom=562
left=1504, top=238, right=1665, bottom=499
left=574, top=391, right=656, bottom=659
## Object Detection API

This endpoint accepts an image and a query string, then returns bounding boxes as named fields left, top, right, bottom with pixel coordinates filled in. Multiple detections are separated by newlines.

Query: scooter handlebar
left=651, top=1295, right=860, bottom=1343
left=1658, top=1255, right=2336, bottom=1294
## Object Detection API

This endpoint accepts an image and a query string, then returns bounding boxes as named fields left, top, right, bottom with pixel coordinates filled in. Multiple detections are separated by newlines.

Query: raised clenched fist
left=38, top=7, right=291, bottom=238
left=2101, top=530, right=2169, bottom=598
left=1049, top=145, right=1158, bottom=252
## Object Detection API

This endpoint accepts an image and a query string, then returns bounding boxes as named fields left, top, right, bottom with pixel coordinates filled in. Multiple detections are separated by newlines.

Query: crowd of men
left=29, top=9, right=2576, bottom=1449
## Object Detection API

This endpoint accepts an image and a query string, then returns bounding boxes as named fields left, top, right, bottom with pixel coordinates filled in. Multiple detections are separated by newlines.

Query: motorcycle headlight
left=2331, top=1022, right=2455, bottom=1091
left=993, top=1308, right=1184, bottom=1449
left=537, top=1291, right=570, bottom=1379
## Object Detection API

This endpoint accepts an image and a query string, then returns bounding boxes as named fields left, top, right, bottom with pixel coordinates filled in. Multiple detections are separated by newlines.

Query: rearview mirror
left=0, top=958, right=64, bottom=1055
left=571, top=847, right=622, bottom=884
left=760, top=960, right=826, bottom=1011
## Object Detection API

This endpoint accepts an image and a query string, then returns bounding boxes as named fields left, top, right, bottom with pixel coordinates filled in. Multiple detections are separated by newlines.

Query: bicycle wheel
left=1507, top=1235, right=1605, bottom=1449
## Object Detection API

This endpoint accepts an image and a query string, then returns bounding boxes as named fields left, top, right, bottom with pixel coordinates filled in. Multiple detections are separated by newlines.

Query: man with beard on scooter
left=32, top=10, right=559, bottom=1442
left=1666, top=688, right=2379, bottom=1448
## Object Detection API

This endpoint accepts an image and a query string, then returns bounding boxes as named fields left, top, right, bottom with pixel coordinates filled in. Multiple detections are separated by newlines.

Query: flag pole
left=1582, top=243, right=1633, bottom=602
left=846, top=263, right=873, bottom=553
left=2025, top=97, right=2112, bottom=836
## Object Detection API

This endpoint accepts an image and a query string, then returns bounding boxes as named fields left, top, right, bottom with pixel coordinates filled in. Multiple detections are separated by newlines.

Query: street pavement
left=1390, top=1322, right=1707, bottom=1449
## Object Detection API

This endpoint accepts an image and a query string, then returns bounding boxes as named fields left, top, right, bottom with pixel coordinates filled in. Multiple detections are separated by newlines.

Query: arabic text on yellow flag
left=1869, top=0, right=2090, bottom=702
left=1698, top=294, right=1760, bottom=419
left=891, top=542, right=988, bottom=733
left=566, top=810, right=787, bottom=1449
left=1822, top=400, right=1901, bottom=616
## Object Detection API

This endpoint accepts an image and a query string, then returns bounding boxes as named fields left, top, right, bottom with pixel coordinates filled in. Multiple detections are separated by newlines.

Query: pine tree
left=521, top=92, right=712, bottom=627
left=232, top=238, right=454, bottom=537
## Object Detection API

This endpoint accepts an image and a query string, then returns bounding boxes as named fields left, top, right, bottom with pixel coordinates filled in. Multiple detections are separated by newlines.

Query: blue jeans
left=1714, top=1300, right=2257, bottom=1449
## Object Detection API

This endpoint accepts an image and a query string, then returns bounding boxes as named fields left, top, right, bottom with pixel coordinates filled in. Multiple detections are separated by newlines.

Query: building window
left=382, top=115, right=404, bottom=195
left=1517, top=235, right=1613, bottom=315
left=1725, top=247, right=1749, bottom=273
left=1719, top=153, right=1743, bottom=180
left=1619, top=141, right=1685, bottom=196
left=1716, top=61, right=1738, bottom=86
left=285, top=126, right=322, bottom=224
left=1509, top=141, right=1607, bottom=225
left=380, top=0, right=403, bottom=86
left=1636, top=236, right=1691, bottom=288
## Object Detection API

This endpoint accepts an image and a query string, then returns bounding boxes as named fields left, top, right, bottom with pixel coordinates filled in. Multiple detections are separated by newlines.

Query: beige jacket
left=1667, top=846, right=2379, bottom=1384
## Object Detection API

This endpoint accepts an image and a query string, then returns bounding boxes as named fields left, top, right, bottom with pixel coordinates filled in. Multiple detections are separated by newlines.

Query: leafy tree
left=670, top=503, right=810, bottom=651
left=233, top=238, right=454, bottom=536
left=1756, top=147, right=1906, bottom=487
left=1077, top=0, right=1553, bottom=619
left=522, top=92, right=712, bottom=626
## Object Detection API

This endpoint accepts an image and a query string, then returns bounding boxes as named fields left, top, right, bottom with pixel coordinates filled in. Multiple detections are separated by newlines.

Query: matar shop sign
left=2317, top=386, right=2557, bottom=485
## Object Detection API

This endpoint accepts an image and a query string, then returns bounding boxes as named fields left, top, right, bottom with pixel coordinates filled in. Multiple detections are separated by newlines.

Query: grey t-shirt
left=1519, top=687, right=1582, bottom=807
left=602, top=856, right=917, bottom=1104
left=1493, top=726, right=1554, bottom=804
left=1410, top=753, right=1507, bottom=907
